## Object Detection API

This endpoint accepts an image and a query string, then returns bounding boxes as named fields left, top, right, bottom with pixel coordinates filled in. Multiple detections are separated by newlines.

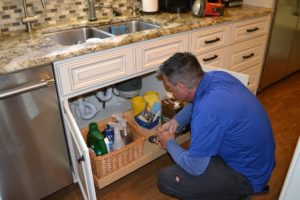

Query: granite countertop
left=0, top=5, right=272, bottom=76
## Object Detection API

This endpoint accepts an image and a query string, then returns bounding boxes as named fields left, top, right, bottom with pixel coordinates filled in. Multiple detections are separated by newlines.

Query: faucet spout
left=22, top=0, right=46, bottom=32
left=40, top=0, right=46, bottom=9
left=88, top=0, right=97, bottom=21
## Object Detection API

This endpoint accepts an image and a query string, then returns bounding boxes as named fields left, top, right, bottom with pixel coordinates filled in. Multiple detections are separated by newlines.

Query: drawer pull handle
left=76, top=155, right=85, bottom=163
left=204, top=37, right=220, bottom=44
left=242, top=53, right=255, bottom=59
left=203, top=54, right=218, bottom=62
left=246, top=27, right=259, bottom=33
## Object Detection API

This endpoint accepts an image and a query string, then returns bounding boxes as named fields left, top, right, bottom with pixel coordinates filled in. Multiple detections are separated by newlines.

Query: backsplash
left=0, top=0, right=140, bottom=33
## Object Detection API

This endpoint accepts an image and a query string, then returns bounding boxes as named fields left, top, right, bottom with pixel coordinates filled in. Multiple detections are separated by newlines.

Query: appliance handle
left=0, top=78, right=55, bottom=99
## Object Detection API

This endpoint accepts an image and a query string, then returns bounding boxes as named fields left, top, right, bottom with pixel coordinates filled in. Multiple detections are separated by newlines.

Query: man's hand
left=156, top=119, right=179, bottom=149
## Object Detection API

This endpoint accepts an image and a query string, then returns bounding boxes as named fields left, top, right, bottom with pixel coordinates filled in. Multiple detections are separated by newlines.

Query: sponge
left=111, top=25, right=126, bottom=35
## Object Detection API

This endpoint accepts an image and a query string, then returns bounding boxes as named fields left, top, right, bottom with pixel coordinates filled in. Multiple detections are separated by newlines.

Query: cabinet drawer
left=231, top=16, right=270, bottom=44
left=191, top=25, right=230, bottom=54
left=55, top=48, right=134, bottom=96
left=228, top=35, right=266, bottom=72
left=135, top=34, right=189, bottom=73
left=196, top=47, right=228, bottom=69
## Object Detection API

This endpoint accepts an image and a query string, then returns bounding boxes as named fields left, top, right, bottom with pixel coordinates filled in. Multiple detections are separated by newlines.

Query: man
left=156, top=52, right=275, bottom=200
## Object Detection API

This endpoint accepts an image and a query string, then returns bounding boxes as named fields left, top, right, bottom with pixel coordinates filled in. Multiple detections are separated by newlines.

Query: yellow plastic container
left=143, top=91, right=159, bottom=111
left=131, top=96, right=146, bottom=116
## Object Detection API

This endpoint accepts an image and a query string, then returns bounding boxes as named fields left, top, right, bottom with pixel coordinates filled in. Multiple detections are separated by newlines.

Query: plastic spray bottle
left=108, top=122, right=125, bottom=150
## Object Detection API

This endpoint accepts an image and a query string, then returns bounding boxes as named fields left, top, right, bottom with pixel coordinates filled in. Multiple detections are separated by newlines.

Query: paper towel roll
left=142, top=0, right=158, bottom=12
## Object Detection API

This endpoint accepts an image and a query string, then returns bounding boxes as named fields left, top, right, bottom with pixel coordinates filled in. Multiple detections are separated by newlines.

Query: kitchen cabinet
left=135, top=34, right=189, bottom=73
left=191, top=15, right=271, bottom=93
left=53, top=16, right=268, bottom=200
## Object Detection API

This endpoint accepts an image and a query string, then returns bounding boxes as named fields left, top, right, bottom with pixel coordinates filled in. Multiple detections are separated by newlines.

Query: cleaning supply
left=103, top=124, right=114, bottom=152
left=87, top=122, right=108, bottom=156
left=144, top=91, right=159, bottom=112
left=131, top=96, right=146, bottom=115
left=108, top=122, right=125, bottom=150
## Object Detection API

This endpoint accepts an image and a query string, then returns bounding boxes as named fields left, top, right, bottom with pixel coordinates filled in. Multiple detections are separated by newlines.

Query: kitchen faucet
left=88, top=0, right=122, bottom=21
left=22, top=0, right=46, bottom=33
left=87, top=0, right=97, bottom=21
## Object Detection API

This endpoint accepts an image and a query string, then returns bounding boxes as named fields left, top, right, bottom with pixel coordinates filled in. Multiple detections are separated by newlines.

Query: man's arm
left=167, top=139, right=210, bottom=175
left=174, top=103, right=192, bottom=130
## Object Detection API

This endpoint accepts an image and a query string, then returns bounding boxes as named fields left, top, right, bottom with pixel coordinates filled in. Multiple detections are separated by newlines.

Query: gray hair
left=158, top=52, right=204, bottom=89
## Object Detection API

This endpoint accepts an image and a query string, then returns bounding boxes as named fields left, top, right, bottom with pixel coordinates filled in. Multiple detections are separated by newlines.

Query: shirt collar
left=194, top=72, right=212, bottom=101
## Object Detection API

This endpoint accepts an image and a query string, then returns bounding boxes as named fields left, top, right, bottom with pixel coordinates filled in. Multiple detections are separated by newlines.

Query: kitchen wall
left=0, top=0, right=139, bottom=33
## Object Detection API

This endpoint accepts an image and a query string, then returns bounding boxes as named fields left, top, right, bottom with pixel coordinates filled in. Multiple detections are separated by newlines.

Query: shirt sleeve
left=174, top=103, right=192, bottom=130
left=167, top=139, right=210, bottom=176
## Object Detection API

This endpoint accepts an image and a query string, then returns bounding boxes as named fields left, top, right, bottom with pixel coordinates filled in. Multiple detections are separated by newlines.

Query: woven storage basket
left=80, top=115, right=145, bottom=179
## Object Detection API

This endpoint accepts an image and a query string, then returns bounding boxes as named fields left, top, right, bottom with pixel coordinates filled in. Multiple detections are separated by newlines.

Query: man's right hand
left=156, top=119, right=179, bottom=149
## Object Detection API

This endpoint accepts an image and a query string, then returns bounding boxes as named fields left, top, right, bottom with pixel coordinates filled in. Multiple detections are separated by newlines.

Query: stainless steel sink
left=97, top=20, right=160, bottom=36
left=44, top=27, right=113, bottom=46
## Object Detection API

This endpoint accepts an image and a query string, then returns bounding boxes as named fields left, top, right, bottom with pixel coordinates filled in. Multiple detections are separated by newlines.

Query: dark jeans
left=157, top=156, right=253, bottom=200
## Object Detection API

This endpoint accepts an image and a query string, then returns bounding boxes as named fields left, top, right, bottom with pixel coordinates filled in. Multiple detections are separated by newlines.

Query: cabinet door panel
left=63, top=101, right=96, bottom=200
left=55, top=48, right=134, bottom=97
left=240, top=64, right=261, bottom=93
left=135, top=34, right=189, bottom=73
left=203, top=65, right=249, bottom=87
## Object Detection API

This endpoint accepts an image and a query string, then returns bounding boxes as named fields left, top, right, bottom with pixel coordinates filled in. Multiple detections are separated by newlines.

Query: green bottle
left=87, top=122, right=108, bottom=156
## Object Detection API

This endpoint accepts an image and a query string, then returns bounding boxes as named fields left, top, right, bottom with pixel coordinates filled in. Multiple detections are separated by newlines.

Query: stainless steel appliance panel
left=260, top=0, right=300, bottom=90
left=286, top=17, right=300, bottom=74
left=0, top=66, right=73, bottom=200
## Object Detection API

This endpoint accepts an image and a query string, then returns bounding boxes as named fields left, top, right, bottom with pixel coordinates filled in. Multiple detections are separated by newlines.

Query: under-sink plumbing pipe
left=96, top=87, right=113, bottom=102
left=75, top=98, right=98, bottom=120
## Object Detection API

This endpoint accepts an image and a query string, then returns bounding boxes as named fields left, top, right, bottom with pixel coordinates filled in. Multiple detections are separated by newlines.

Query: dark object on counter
left=148, top=135, right=157, bottom=143
left=193, top=0, right=224, bottom=17
left=159, top=0, right=193, bottom=13
left=192, top=0, right=205, bottom=17
left=205, top=0, right=224, bottom=16
left=222, top=0, right=243, bottom=7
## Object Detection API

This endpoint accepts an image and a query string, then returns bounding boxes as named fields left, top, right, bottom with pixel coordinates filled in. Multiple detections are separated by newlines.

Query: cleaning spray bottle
left=108, top=122, right=125, bottom=150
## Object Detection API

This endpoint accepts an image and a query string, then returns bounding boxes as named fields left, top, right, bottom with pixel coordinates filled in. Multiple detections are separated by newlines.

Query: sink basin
left=44, top=27, right=113, bottom=46
left=97, top=20, right=160, bottom=36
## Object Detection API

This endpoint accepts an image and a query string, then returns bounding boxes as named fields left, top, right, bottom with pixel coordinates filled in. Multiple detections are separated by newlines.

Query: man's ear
left=177, top=82, right=187, bottom=90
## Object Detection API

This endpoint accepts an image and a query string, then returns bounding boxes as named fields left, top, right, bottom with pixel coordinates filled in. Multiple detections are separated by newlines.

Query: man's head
left=158, top=52, right=204, bottom=102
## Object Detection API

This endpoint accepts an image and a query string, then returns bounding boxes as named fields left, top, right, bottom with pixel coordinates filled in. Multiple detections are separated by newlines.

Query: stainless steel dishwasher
left=0, top=65, right=73, bottom=200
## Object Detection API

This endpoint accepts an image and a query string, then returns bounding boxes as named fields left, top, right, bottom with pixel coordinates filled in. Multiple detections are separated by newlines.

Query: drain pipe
left=87, top=0, right=97, bottom=21
left=96, top=87, right=113, bottom=102
left=75, top=98, right=98, bottom=120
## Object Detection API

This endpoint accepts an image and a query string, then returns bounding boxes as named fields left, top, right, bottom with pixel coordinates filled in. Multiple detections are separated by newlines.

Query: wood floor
left=44, top=71, right=300, bottom=200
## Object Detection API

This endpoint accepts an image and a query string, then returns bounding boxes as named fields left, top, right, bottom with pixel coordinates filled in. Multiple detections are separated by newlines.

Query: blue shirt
left=167, top=71, right=275, bottom=193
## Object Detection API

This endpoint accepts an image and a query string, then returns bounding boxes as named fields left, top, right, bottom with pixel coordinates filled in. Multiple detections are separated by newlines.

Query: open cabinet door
left=63, top=100, right=97, bottom=200
left=203, top=65, right=249, bottom=87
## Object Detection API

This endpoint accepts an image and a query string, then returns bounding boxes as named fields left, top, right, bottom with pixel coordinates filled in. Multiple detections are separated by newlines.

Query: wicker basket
left=80, top=114, right=145, bottom=179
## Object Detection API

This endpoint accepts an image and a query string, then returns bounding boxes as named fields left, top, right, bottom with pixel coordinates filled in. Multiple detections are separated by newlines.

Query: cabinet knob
left=76, top=155, right=85, bottom=163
